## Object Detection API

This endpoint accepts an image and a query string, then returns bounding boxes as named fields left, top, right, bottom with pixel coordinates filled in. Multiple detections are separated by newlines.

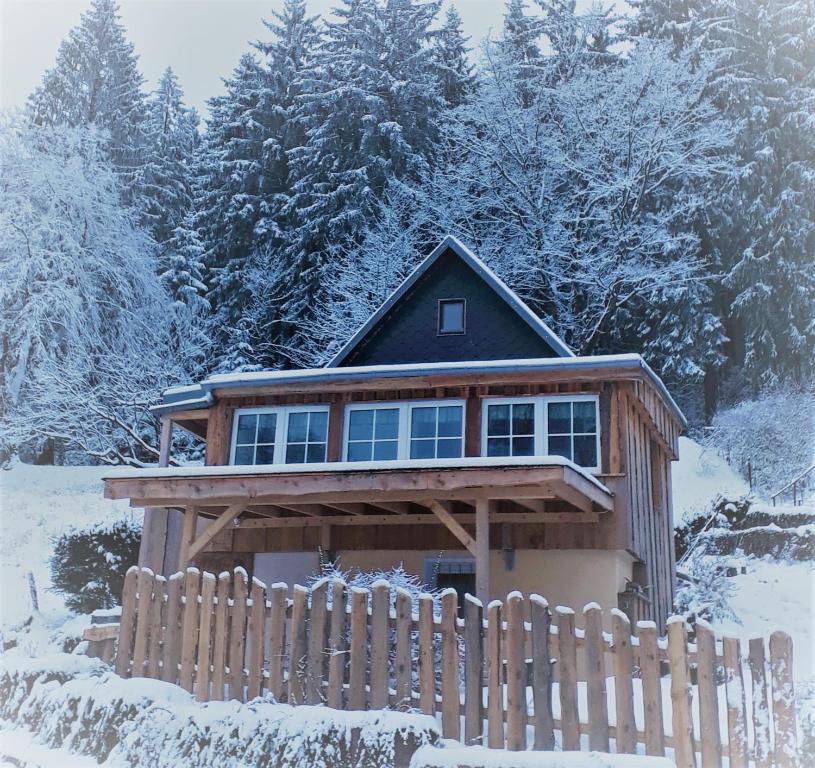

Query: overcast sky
left=1, top=0, right=505, bottom=117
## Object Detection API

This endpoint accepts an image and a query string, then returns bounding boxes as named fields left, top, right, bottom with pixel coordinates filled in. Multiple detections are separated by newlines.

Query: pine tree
left=142, top=68, right=199, bottom=248
left=500, top=0, right=544, bottom=103
left=28, top=0, right=148, bottom=201
left=434, top=5, right=475, bottom=108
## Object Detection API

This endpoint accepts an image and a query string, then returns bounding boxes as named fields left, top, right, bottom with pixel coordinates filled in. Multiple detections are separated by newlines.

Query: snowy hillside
left=0, top=462, right=136, bottom=628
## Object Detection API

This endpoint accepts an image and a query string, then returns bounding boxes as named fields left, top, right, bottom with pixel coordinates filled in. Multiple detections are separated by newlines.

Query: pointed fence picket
left=109, top=566, right=800, bottom=763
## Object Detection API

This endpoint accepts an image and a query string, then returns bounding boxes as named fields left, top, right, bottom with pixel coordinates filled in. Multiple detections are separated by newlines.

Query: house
left=103, top=236, right=684, bottom=628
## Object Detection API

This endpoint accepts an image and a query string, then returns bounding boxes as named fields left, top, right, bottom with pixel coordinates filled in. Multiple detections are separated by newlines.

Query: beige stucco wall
left=331, top=548, right=634, bottom=620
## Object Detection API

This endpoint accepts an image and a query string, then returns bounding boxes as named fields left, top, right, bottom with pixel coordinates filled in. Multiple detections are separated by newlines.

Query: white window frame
left=230, top=404, right=330, bottom=466
left=342, top=399, right=467, bottom=462
left=480, top=394, right=601, bottom=472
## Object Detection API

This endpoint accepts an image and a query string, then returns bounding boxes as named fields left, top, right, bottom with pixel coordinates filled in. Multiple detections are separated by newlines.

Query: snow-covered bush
left=675, top=555, right=740, bottom=625
left=705, top=388, right=815, bottom=497
left=50, top=520, right=140, bottom=612
left=674, top=495, right=752, bottom=561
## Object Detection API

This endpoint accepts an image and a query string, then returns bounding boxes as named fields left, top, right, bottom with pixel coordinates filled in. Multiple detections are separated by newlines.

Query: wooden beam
left=274, top=503, right=327, bottom=517
left=475, top=499, right=490, bottom=605
left=187, top=503, right=243, bottom=560
left=553, top=482, right=593, bottom=514
left=236, top=510, right=598, bottom=529
left=321, top=502, right=366, bottom=516
left=428, top=501, right=476, bottom=556
left=514, top=498, right=546, bottom=514
left=369, top=501, right=411, bottom=515
left=158, top=417, right=172, bottom=467
left=177, top=505, right=199, bottom=569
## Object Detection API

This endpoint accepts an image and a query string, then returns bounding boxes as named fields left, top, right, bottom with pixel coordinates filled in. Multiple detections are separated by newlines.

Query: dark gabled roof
left=325, top=235, right=574, bottom=367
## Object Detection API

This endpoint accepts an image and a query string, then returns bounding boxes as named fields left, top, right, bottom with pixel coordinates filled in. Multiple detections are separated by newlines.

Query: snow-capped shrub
left=674, top=556, right=740, bottom=625
left=704, top=388, right=814, bottom=498
left=674, top=495, right=752, bottom=561
left=50, top=520, right=140, bottom=612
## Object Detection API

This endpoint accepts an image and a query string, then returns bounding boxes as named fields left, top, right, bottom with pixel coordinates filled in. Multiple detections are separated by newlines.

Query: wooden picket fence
left=110, top=566, right=799, bottom=766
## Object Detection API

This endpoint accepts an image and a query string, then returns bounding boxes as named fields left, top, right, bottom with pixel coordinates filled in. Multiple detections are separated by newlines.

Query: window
left=485, top=401, right=536, bottom=457
left=438, top=298, right=465, bottom=335
left=480, top=395, right=600, bottom=470
left=344, top=400, right=465, bottom=461
left=547, top=399, right=599, bottom=469
left=346, top=407, right=400, bottom=461
left=410, top=405, right=464, bottom=458
left=231, top=406, right=329, bottom=465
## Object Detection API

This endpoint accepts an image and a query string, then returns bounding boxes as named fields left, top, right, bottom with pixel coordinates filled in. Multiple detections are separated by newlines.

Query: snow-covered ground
left=0, top=461, right=135, bottom=629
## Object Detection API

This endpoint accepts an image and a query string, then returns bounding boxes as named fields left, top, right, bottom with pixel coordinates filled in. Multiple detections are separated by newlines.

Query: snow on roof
left=327, top=235, right=575, bottom=367
left=157, top=352, right=686, bottom=428
left=102, top=454, right=611, bottom=494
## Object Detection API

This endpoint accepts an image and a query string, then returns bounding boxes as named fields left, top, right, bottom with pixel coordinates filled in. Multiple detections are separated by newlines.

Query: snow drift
left=0, top=654, right=440, bottom=768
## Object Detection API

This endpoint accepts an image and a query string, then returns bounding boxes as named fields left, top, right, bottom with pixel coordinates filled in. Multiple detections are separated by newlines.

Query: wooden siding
left=339, top=248, right=559, bottom=366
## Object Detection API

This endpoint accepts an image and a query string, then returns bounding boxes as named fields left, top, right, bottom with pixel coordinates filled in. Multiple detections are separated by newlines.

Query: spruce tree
left=28, top=0, right=148, bottom=201
left=434, top=5, right=476, bottom=108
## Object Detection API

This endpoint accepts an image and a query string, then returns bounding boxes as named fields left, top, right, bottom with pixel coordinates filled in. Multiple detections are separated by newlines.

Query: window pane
left=440, top=300, right=465, bottom=333
left=308, top=411, right=328, bottom=442
left=255, top=444, right=275, bottom=464
left=548, top=402, right=571, bottom=434
left=257, top=413, right=277, bottom=444
left=573, top=436, right=597, bottom=467
left=236, top=414, right=257, bottom=444
left=437, top=437, right=462, bottom=458
left=234, top=445, right=254, bottom=465
left=548, top=435, right=571, bottom=459
left=348, top=442, right=373, bottom=462
left=286, top=443, right=306, bottom=463
left=306, top=443, right=327, bottom=463
left=410, top=439, right=435, bottom=459
left=487, top=404, right=510, bottom=436
left=411, top=407, right=436, bottom=439
left=287, top=412, right=308, bottom=442
left=438, top=406, right=462, bottom=437
left=349, top=410, right=374, bottom=441
left=373, top=440, right=399, bottom=460
left=512, top=436, right=535, bottom=456
left=573, top=401, right=596, bottom=433
left=513, top=404, right=535, bottom=435
left=487, top=437, right=510, bottom=457
left=374, top=409, right=399, bottom=440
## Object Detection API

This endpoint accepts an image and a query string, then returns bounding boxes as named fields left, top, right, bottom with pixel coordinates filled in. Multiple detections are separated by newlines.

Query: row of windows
left=229, top=396, right=600, bottom=470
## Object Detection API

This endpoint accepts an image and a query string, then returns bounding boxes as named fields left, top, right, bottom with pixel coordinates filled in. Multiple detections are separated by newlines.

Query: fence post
left=306, top=580, right=328, bottom=705
left=418, top=594, right=436, bottom=716
left=179, top=567, right=201, bottom=694
left=370, top=580, right=390, bottom=710
left=637, top=620, right=665, bottom=756
left=748, top=637, right=772, bottom=768
left=210, top=571, right=230, bottom=700
left=557, top=606, right=580, bottom=751
left=440, top=589, right=460, bottom=741
left=611, top=609, right=637, bottom=754
left=585, top=604, right=610, bottom=753
left=131, top=568, right=155, bottom=677
left=348, top=587, right=368, bottom=710
left=288, top=584, right=309, bottom=706
left=327, top=580, right=347, bottom=710
left=146, top=575, right=166, bottom=679
left=486, top=599, right=504, bottom=749
left=463, top=594, right=484, bottom=745
left=228, top=568, right=248, bottom=701
left=722, top=637, right=747, bottom=768
left=196, top=572, right=216, bottom=702
left=267, top=582, right=288, bottom=703
left=161, top=571, right=184, bottom=685
left=394, top=588, right=412, bottom=710
left=696, top=619, right=723, bottom=767
left=667, top=616, right=697, bottom=768
left=247, top=577, right=267, bottom=701
left=769, top=631, right=798, bottom=768
left=115, top=566, right=139, bottom=678
left=531, top=595, right=554, bottom=750
left=505, top=592, right=526, bottom=751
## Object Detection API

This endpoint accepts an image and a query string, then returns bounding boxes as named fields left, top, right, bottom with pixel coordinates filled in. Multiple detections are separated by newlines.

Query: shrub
left=50, top=519, right=141, bottom=613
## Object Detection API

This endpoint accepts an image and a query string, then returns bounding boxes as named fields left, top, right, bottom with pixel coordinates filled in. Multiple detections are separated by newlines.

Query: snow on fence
left=101, top=566, right=800, bottom=767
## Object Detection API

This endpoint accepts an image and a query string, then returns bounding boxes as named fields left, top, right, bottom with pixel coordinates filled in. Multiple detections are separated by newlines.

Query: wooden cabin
left=103, top=236, right=685, bottom=628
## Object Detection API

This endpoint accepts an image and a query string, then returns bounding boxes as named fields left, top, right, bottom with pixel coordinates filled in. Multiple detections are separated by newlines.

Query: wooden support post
left=177, top=505, right=199, bottom=571
left=475, top=499, right=490, bottom=605
left=139, top=418, right=173, bottom=573
left=187, top=504, right=243, bottom=561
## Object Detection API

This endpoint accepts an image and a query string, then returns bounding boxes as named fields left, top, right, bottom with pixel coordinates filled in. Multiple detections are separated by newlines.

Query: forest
left=1, top=0, right=813, bottom=469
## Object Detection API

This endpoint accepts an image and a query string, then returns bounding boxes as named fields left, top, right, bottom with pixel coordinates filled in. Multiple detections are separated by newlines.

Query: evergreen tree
left=500, top=0, right=544, bottom=103
left=434, top=5, right=475, bottom=108
left=28, top=0, right=148, bottom=201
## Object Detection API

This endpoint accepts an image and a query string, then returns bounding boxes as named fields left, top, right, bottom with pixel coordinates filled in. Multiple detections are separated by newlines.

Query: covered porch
left=104, top=457, right=613, bottom=605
